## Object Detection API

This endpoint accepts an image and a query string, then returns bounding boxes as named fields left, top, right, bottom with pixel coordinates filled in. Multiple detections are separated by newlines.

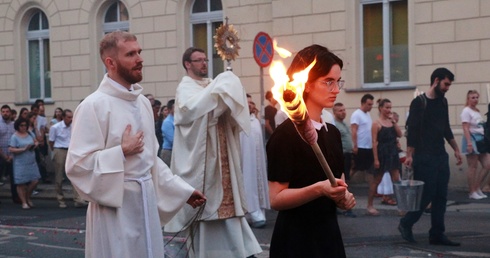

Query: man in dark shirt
left=264, top=90, right=277, bottom=141
left=398, top=67, right=462, bottom=246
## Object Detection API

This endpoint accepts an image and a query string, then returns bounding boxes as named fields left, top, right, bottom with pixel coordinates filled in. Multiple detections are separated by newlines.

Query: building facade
left=1, top=0, right=489, bottom=188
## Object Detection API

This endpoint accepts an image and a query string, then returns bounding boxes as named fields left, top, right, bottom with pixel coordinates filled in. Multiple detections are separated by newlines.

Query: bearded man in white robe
left=66, top=31, right=206, bottom=258
left=164, top=47, right=262, bottom=258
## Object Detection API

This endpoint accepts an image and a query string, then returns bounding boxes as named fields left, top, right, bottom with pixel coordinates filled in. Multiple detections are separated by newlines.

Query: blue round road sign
left=253, top=32, right=274, bottom=68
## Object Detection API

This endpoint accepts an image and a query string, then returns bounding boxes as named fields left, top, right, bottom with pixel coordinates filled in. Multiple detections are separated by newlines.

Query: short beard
left=191, top=66, right=208, bottom=79
left=117, top=62, right=142, bottom=85
left=435, top=82, right=445, bottom=97
left=198, top=70, right=208, bottom=78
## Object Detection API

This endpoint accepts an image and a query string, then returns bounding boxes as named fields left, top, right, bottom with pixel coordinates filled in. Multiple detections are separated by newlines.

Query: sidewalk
left=347, top=181, right=490, bottom=213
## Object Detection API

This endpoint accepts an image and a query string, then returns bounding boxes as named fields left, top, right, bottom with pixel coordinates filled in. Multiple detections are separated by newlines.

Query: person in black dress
left=267, top=44, right=356, bottom=258
left=368, top=98, right=402, bottom=215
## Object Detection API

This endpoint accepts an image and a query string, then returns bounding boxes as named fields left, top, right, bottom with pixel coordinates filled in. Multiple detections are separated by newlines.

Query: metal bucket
left=393, top=180, right=424, bottom=211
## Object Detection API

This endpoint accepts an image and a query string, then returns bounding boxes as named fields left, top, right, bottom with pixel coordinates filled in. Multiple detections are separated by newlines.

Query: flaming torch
left=269, top=45, right=338, bottom=187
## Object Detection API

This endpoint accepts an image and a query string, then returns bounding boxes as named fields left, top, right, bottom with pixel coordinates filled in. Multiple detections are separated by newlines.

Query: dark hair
left=265, top=91, right=273, bottom=100
left=14, top=117, right=29, bottom=131
left=166, top=99, right=175, bottom=110
left=27, top=111, right=37, bottom=121
left=287, top=44, right=343, bottom=84
left=1, top=104, right=10, bottom=111
left=286, top=45, right=343, bottom=101
left=361, top=93, right=374, bottom=104
left=53, top=107, right=63, bottom=117
left=333, top=102, right=345, bottom=112
left=431, top=67, right=454, bottom=85
left=19, top=107, right=29, bottom=117
left=11, top=109, right=17, bottom=114
left=34, top=99, right=44, bottom=105
left=62, top=109, right=72, bottom=117
left=153, top=99, right=162, bottom=107
left=377, top=98, right=391, bottom=108
left=246, top=93, right=251, bottom=98
left=30, top=103, right=39, bottom=111
left=182, top=47, right=205, bottom=70
left=99, top=31, right=137, bottom=62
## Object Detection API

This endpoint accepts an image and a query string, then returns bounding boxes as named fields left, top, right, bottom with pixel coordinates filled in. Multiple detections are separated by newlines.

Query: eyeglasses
left=189, top=59, right=209, bottom=63
left=317, top=80, right=345, bottom=92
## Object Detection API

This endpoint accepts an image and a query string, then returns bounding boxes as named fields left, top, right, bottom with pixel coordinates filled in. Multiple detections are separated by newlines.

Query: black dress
left=266, top=119, right=346, bottom=258
left=376, top=125, right=400, bottom=173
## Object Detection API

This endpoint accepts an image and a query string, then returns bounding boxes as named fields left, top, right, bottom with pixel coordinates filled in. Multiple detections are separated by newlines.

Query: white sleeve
left=65, top=99, right=126, bottom=208
left=350, top=110, right=360, bottom=125
left=460, top=107, right=471, bottom=123
left=151, top=157, right=195, bottom=225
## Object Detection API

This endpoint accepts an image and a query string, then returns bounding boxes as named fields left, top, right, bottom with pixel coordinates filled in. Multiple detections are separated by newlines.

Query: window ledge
left=344, top=85, right=416, bottom=93
left=13, top=100, right=55, bottom=106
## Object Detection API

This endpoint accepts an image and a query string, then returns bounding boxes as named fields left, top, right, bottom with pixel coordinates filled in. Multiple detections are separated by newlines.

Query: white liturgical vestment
left=240, top=114, right=270, bottom=218
left=165, top=71, right=262, bottom=258
left=66, top=74, right=195, bottom=258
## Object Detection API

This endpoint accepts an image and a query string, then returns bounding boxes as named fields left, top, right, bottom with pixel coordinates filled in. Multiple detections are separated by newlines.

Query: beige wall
left=1, top=0, right=489, bottom=188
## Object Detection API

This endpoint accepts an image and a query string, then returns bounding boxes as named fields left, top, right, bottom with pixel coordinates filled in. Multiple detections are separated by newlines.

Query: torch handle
left=311, top=142, right=338, bottom=187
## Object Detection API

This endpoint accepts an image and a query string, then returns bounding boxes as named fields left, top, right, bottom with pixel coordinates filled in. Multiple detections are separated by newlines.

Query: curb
left=0, top=182, right=74, bottom=200
left=2, top=181, right=490, bottom=214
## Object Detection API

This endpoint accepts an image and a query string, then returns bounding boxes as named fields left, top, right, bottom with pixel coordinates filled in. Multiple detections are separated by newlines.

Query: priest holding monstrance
left=164, top=20, right=262, bottom=258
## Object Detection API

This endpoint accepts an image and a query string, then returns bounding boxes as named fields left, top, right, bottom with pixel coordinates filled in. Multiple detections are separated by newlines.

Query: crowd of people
left=0, top=101, right=87, bottom=209
left=2, top=30, right=489, bottom=257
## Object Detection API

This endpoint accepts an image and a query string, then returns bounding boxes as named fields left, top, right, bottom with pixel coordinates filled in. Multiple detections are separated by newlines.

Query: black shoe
left=429, top=236, right=460, bottom=246
left=398, top=223, right=416, bottom=243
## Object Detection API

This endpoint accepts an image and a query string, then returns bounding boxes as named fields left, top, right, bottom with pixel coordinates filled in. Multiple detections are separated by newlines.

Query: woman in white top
left=461, top=90, right=490, bottom=200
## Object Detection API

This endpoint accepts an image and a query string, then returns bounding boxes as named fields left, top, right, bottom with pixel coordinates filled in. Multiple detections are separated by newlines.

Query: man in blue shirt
left=160, top=99, right=174, bottom=166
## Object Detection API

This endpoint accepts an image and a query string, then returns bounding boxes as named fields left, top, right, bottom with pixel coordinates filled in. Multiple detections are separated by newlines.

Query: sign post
left=253, top=32, right=274, bottom=140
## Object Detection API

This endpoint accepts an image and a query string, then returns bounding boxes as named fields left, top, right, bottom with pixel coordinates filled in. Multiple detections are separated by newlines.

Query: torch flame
left=273, top=39, right=292, bottom=58
left=270, top=58, right=316, bottom=123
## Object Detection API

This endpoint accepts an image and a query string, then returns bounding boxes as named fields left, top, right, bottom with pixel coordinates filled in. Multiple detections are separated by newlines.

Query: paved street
left=251, top=184, right=490, bottom=258
left=1, top=182, right=490, bottom=257
left=0, top=198, right=86, bottom=258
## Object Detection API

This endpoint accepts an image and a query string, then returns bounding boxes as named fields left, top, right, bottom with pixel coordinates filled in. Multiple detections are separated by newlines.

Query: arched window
left=190, top=0, right=223, bottom=78
left=26, top=10, right=50, bottom=101
left=103, top=1, right=129, bottom=33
